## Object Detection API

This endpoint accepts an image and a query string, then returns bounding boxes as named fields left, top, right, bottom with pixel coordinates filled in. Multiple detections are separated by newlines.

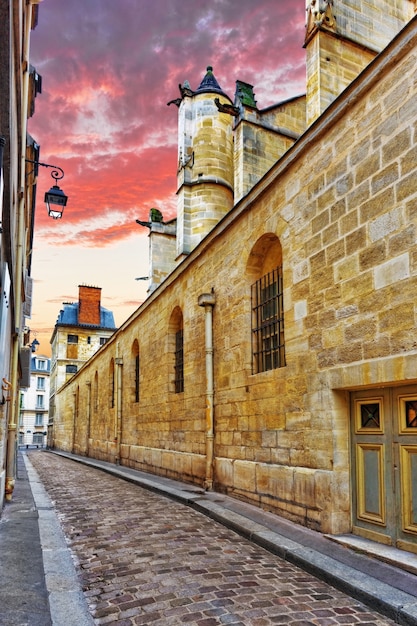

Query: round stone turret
left=174, top=66, right=234, bottom=257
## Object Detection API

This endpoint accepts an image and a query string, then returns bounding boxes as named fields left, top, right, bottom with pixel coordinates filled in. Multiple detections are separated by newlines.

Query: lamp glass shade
left=31, top=339, right=40, bottom=352
left=44, top=184, right=68, bottom=219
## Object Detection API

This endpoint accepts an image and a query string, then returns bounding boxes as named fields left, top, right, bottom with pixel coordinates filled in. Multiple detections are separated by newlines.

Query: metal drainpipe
left=198, top=290, right=216, bottom=490
left=115, top=343, right=123, bottom=465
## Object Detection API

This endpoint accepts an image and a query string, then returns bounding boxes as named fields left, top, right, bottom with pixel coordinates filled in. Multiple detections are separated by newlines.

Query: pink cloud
left=29, top=1, right=306, bottom=245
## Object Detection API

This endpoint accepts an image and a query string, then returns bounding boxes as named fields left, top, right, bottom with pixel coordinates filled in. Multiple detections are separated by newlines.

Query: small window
left=94, top=371, right=99, bottom=412
left=32, top=432, right=43, bottom=444
left=36, top=395, right=44, bottom=409
left=100, top=337, right=107, bottom=346
left=35, top=413, right=43, bottom=426
left=36, top=359, right=46, bottom=370
left=87, top=336, right=91, bottom=344
left=131, top=340, right=140, bottom=403
left=36, top=377, right=45, bottom=390
left=109, top=359, right=115, bottom=408
left=251, top=266, right=285, bottom=373
left=135, top=354, right=140, bottom=402
left=67, top=334, right=78, bottom=344
left=66, top=364, right=78, bottom=374
left=174, top=329, right=184, bottom=393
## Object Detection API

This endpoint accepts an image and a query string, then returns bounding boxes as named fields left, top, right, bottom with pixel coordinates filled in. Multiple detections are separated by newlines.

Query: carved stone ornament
left=305, top=0, right=336, bottom=43
left=214, top=98, right=239, bottom=117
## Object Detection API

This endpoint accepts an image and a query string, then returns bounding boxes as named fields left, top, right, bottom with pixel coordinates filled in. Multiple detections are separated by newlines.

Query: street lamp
left=29, top=338, right=40, bottom=352
left=26, top=158, right=68, bottom=219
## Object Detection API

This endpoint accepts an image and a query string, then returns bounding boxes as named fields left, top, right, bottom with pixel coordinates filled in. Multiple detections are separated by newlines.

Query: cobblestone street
left=28, top=452, right=397, bottom=626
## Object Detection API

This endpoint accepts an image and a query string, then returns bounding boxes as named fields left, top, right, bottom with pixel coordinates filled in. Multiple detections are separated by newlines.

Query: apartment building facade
left=49, top=285, right=116, bottom=446
left=19, top=354, right=50, bottom=447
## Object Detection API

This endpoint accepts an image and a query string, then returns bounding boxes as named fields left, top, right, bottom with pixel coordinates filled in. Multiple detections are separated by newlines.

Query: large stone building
left=0, top=0, right=43, bottom=507
left=53, top=0, right=417, bottom=553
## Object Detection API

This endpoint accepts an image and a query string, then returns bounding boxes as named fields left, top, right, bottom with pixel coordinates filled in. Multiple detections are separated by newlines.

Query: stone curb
left=193, top=498, right=417, bottom=625
left=23, top=454, right=94, bottom=626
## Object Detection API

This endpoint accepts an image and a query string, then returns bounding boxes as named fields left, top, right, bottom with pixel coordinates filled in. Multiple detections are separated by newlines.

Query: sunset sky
left=28, top=0, right=307, bottom=355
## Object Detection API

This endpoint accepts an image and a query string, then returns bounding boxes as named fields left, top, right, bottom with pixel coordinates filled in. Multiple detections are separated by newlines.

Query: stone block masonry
left=52, top=9, right=417, bottom=542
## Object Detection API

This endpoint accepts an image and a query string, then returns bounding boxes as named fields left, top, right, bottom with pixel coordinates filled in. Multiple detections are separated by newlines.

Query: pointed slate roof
left=195, top=66, right=228, bottom=97
left=167, top=65, right=231, bottom=108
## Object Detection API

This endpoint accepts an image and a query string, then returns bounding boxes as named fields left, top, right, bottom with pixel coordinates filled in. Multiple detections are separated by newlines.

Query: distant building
left=49, top=285, right=117, bottom=445
left=19, top=355, right=50, bottom=448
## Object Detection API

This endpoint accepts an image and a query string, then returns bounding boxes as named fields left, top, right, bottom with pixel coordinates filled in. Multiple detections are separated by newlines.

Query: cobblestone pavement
left=28, top=452, right=396, bottom=626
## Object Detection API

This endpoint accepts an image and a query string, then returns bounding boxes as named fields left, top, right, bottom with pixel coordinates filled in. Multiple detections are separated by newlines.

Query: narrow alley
left=24, top=450, right=403, bottom=626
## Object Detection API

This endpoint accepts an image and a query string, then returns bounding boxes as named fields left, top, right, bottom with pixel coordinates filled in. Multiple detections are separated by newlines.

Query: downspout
left=198, top=290, right=216, bottom=490
left=6, top=0, right=37, bottom=501
left=115, top=342, right=123, bottom=465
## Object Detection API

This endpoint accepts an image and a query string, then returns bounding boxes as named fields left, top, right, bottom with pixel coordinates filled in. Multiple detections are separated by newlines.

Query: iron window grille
left=174, top=329, right=184, bottom=393
left=251, top=266, right=285, bottom=373
left=135, top=354, right=140, bottom=402
left=110, top=367, right=115, bottom=408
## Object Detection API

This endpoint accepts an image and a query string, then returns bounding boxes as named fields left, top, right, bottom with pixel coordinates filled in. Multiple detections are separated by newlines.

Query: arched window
left=93, top=371, right=98, bottom=413
left=132, top=339, right=140, bottom=403
left=169, top=307, right=184, bottom=393
left=109, top=358, right=115, bottom=408
left=247, top=234, right=285, bottom=373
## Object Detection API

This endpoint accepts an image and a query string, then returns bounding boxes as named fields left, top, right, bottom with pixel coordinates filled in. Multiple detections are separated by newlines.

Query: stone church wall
left=54, top=17, right=417, bottom=535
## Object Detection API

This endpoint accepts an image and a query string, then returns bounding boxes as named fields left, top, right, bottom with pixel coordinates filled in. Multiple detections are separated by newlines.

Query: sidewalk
left=0, top=451, right=93, bottom=626
left=1, top=449, right=417, bottom=626
left=0, top=452, right=51, bottom=626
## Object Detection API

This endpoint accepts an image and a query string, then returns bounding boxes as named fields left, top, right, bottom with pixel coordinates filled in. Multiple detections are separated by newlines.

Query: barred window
left=131, top=340, right=140, bottom=403
left=94, top=371, right=99, bottom=412
left=251, top=266, right=285, bottom=373
left=174, top=329, right=184, bottom=393
left=135, top=354, right=140, bottom=402
left=109, top=359, right=115, bottom=408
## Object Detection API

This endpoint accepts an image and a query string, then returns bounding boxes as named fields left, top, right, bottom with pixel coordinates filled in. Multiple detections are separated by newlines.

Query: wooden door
left=351, top=386, right=417, bottom=553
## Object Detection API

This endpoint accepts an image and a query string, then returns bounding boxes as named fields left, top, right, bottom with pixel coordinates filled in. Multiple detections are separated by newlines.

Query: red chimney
left=78, top=285, right=101, bottom=325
